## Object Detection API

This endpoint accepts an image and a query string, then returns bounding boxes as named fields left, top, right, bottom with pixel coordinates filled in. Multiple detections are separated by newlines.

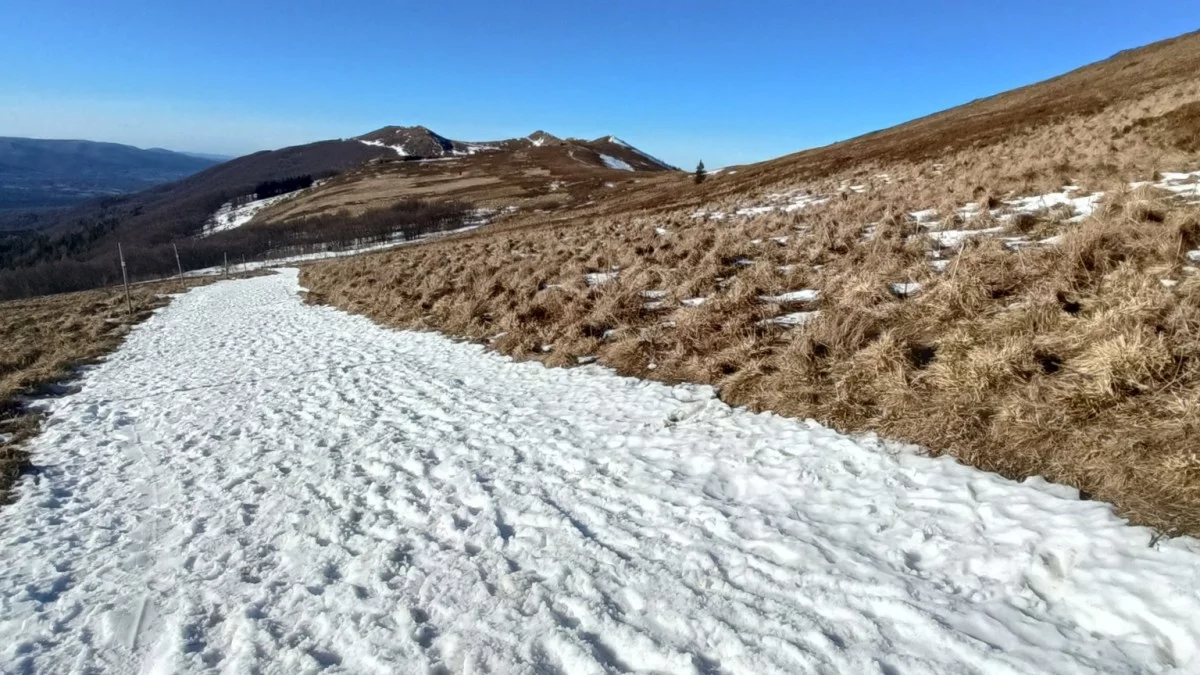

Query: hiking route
left=2, top=269, right=1198, bottom=674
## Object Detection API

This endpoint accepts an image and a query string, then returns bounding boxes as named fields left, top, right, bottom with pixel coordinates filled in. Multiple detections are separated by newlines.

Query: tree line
left=253, top=175, right=315, bottom=200
left=0, top=199, right=473, bottom=300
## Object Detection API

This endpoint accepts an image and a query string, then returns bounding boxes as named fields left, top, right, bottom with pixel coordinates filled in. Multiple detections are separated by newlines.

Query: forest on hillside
left=0, top=199, right=472, bottom=300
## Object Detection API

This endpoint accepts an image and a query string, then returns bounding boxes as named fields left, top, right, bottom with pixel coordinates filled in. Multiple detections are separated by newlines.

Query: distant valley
left=0, top=137, right=224, bottom=228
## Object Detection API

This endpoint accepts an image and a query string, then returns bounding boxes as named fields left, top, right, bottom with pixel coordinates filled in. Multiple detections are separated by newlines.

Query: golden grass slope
left=253, top=140, right=681, bottom=227
left=300, top=31, right=1200, bottom=535
left=303, top=181, right=1200, bottom=535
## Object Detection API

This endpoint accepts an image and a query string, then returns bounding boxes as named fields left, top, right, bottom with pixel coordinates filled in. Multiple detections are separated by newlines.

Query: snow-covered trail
left=3, top=271, right=1199, bottom=675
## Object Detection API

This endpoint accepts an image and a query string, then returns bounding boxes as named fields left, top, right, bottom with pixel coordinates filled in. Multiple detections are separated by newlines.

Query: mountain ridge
left=350, top=125, right=677, bottom=171
left=0, top=122, right=680, bottom=297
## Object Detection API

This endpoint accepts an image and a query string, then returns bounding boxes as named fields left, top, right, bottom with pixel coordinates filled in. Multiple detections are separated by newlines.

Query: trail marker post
left=173, top=242, right=184, bottom=279
left=118, top=243, right=132, bottom=318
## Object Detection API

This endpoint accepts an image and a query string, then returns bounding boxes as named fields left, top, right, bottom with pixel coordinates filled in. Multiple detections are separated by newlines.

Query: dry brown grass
left=255, top=140, right=681, bottom=227
left=0, top=276, right=222, bottom=503
left=302, top=179, right=1200, bottom=535
left=298, top=31, right=1200, bottom=535
left=535, top=31, right=1200, bottom=229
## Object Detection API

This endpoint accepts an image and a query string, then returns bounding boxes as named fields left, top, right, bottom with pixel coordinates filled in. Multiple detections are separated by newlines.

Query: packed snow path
left=3, top=271, right=1199, bottom=675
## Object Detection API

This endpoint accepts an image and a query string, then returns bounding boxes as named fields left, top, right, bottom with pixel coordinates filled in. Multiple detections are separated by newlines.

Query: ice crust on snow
left=2, top=270, right=1200, bottom=673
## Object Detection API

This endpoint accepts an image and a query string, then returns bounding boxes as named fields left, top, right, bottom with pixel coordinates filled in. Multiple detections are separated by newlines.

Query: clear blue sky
left=2, top=1, right=1197, bottom=167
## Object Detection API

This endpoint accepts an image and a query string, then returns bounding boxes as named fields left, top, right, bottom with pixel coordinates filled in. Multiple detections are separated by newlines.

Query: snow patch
left=1001, top=190, right=1104, bottom=223
left=202, top=191, right=305, bottom=237
left=600, top=154, right=634, bottom=172
left=766, top=310, right=821, bottom=327
left=604, top=137, right=675, bottom=169
left=926, top=227, right=1007, bottom=248
left=358, top=138, right=407, bottom=157
left=910, top=208, right=939, bottom=223
left=585, top=270, right=620, bottom=286
left=759, top=289, right=819, bottom=303
left=890, top=282, right=923, bottom=297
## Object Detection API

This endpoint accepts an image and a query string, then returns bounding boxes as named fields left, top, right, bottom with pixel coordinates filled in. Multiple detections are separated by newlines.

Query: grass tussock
left=303, top=180, right=1200, bottom=536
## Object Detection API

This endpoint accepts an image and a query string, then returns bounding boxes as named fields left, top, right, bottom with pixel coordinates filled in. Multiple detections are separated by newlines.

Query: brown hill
left=674, top=29, right=1200, bottom=210
left=355, top=125, right=488, bottom=158
left=250, top=128, right=678, bottom=225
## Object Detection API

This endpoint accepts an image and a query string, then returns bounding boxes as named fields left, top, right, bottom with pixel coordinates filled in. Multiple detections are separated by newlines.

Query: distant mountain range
left=0, top=137, right=224, bottom=213
left=0, top=124, right=678, bottom=298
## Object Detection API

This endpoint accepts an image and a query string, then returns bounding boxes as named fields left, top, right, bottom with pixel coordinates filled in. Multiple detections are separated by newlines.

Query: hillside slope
left=684, top=29, right=1200, bottom=208
left=249, top=128, right=678, bottom=226
left=302, top=30, right=1200, bottom=535
left=0, top=137, right=219, bottom=217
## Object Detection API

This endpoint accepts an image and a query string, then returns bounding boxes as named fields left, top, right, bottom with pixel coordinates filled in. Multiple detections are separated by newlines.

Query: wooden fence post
left=118, top=243, right=132, bottom=318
